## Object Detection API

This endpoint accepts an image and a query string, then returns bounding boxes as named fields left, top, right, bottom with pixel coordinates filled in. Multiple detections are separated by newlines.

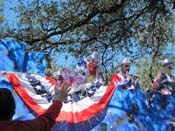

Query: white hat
left=131, top=73, right=140, bottom=79
left=162, top=58, right=173, bottom=67
left=90, top=52, right=101, bottom=62
left=119, top=58, right=131, bottom=66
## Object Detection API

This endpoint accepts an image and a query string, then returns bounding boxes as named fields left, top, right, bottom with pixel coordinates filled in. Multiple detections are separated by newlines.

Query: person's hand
left=156, top=72, right=161, bottom=81
left=126, top=74, right=131, bottom=81
left=134, top=77, right=139, bottom=84
left=55, top=84, right=71, bottom=102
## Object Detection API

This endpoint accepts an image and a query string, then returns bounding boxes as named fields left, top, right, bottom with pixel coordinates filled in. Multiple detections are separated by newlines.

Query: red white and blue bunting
left=6, top=72, right=116, bottom=130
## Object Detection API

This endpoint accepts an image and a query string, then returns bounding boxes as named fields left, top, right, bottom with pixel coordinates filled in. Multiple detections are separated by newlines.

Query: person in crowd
left=152, top=58, right=175, bottom=95
left=0, top=84, right=70, bottom=131
left=110, top=58, right=140, bottom=90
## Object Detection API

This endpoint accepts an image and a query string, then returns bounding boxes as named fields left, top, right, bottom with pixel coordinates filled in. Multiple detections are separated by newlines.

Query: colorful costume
left=110, top=58, right=140, bottom=90
left=111, top=72, right=140, bottom=90
left=76, top=52, right=104, bottom=86
left=85, top=59, right=103, bottom=84
left=153, top=72, right=175, bottom=95
left=152, top=58, right=175, bottom=95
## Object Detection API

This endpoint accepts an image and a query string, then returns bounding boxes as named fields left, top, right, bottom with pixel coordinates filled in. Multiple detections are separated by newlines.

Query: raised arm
left=19, top=84, right=70, bottom=131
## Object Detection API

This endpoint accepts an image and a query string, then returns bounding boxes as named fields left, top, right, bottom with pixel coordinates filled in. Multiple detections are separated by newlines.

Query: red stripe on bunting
left=56, top=83, right=116, bottom=123
left=6, top=73, right=47, bottom=115
left=45, top=76, right=56, bottom=86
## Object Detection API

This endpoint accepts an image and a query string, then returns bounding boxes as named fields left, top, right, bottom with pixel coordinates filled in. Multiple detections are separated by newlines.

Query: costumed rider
left=76, top=52, right=104, bottom=88
left=152, top=58, right=175, bottom=96
left=110, top=58, right=140, bottom=90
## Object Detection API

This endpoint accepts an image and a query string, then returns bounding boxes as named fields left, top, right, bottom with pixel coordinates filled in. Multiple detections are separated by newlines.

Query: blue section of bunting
left=52, top=107, right=108, bottom=131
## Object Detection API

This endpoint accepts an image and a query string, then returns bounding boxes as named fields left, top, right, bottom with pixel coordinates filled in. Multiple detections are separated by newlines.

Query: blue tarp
left=0, top=40, right=47, bottom=74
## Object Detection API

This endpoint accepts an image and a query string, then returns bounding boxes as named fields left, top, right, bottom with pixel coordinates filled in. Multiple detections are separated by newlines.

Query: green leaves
left=2, top=0, right=175, bottom=87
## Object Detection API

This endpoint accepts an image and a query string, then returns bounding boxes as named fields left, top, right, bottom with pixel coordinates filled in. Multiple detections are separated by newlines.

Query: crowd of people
left=0, top=51, right=175, bottom=131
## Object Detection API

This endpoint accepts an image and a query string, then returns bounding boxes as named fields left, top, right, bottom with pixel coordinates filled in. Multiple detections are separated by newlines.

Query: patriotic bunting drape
left=5, top=72, right=116, bottom=131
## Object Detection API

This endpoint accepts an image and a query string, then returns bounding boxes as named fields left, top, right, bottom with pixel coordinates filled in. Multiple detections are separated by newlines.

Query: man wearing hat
left=76, top=52, right=104, bottom=86
left=152, top=58, right=175, bottom=95
left=85, top=52, right=104, bottom=85
left=110, top=58, right=140, bottom=90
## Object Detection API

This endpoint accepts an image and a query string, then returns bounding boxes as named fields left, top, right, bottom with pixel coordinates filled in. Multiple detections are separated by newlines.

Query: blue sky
left=3, top=0, right=76, bottom=67
left=4, top=0, right=18, bottom=25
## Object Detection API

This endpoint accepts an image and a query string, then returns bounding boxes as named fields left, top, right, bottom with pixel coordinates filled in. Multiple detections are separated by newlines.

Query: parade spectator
left=0, top=85, right=70, bottom=131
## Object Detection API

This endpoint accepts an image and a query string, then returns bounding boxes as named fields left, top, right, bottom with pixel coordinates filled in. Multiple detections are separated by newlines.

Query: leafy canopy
left=1, top=0, right=175, bottom=87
